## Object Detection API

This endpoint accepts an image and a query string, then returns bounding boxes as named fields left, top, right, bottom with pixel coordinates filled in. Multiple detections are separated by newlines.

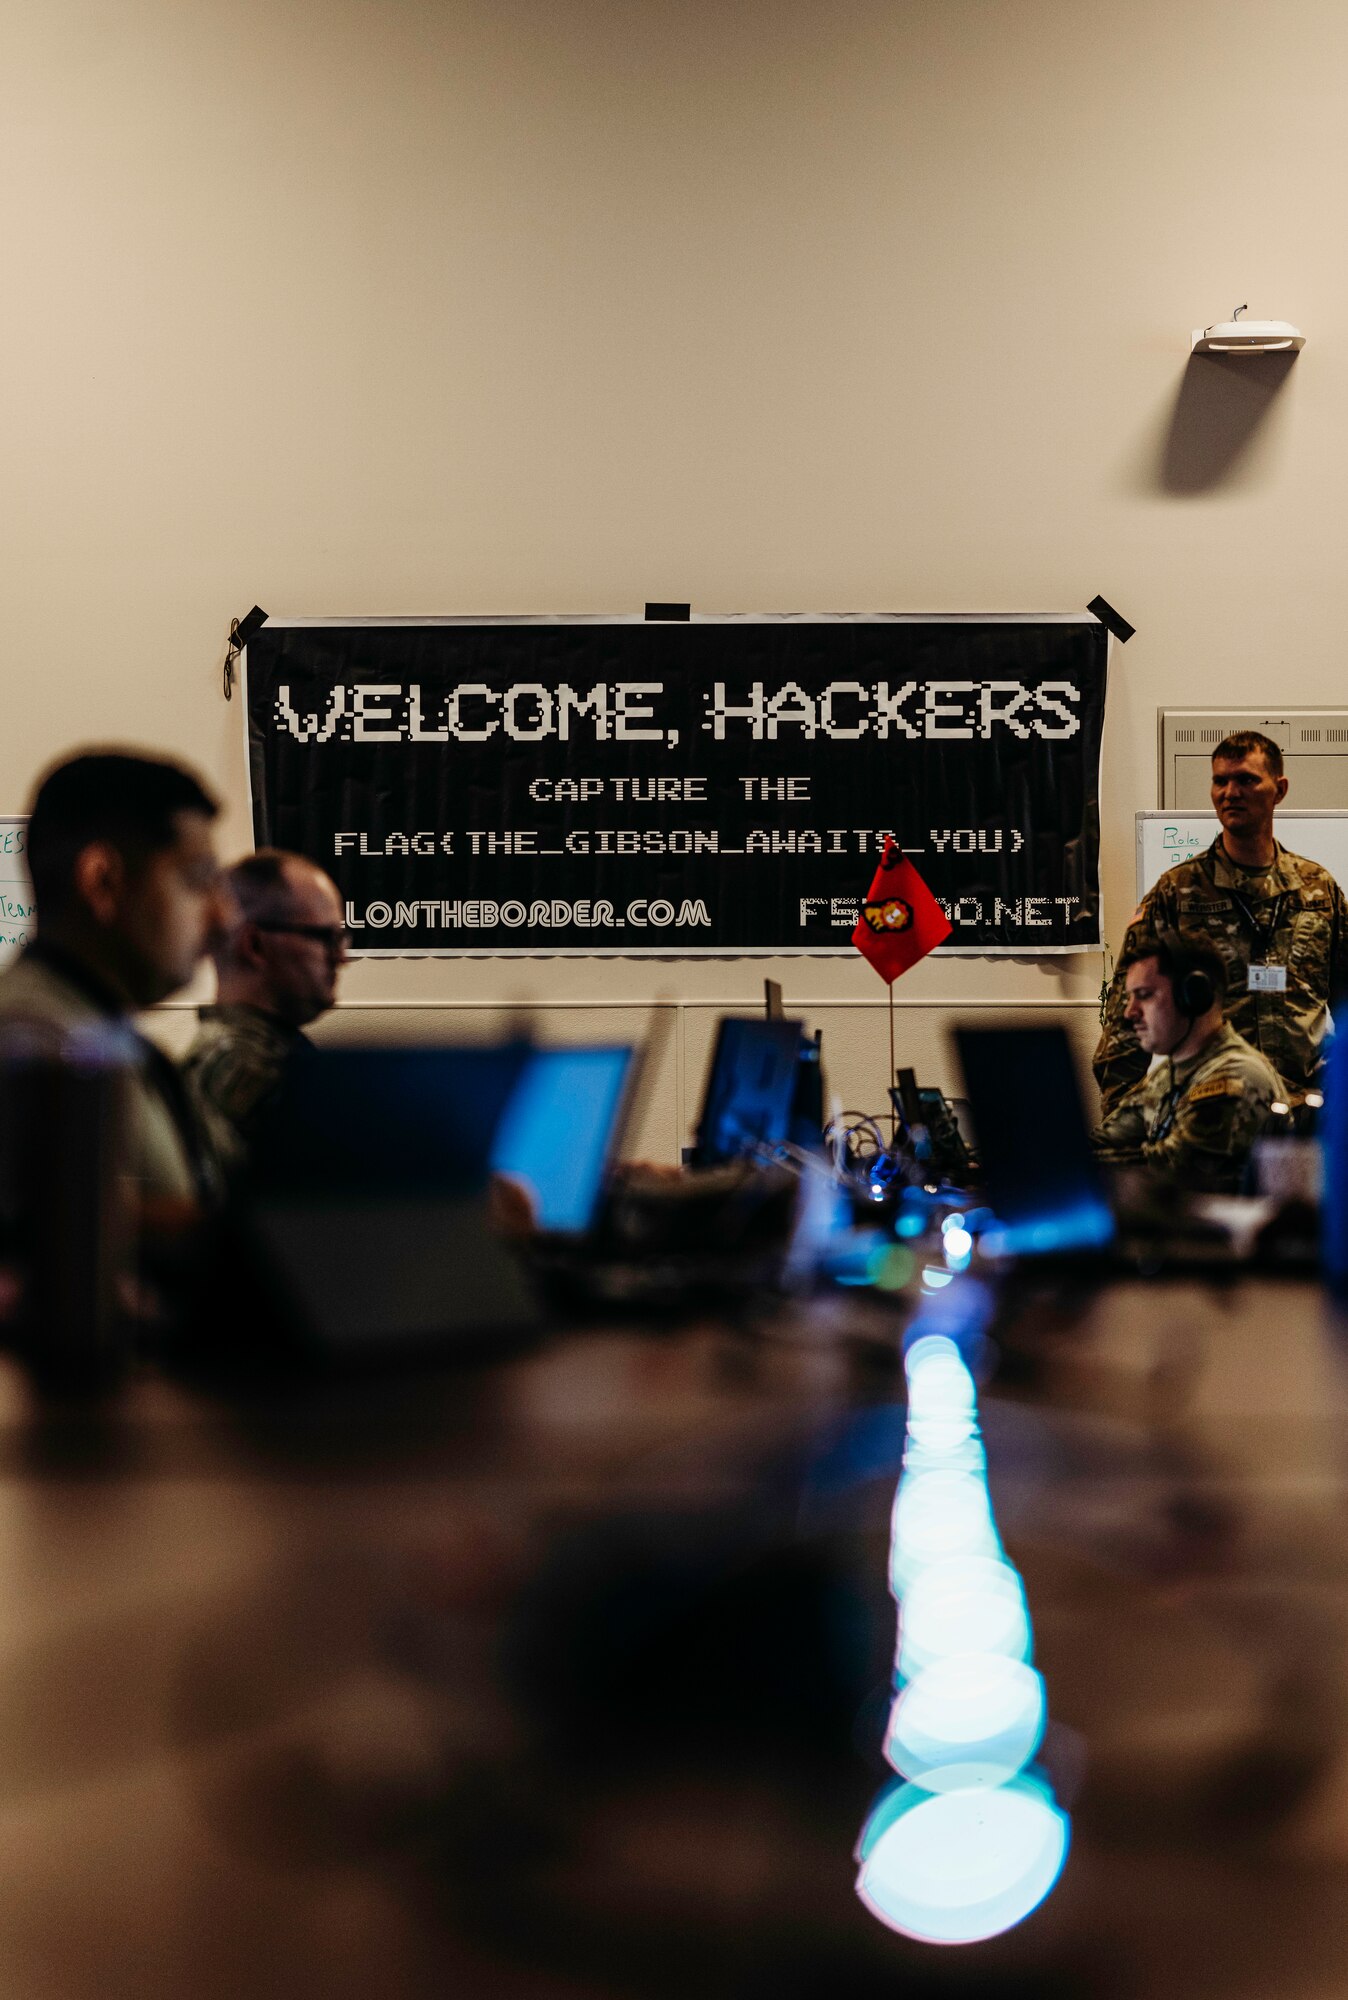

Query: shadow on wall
left=1153, top=351, right=1298, bottom=495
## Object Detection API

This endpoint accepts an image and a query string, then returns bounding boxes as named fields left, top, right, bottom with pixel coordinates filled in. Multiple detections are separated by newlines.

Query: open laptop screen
left=490, top=1046, right=635, bottom=1235
left=954, top=1025, right=1115, bottom=1254
left=695, top=1017, right=805, bottom=1167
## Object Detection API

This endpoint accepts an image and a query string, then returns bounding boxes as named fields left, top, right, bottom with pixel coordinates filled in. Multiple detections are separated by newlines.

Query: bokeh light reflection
left=896, top=1555, right=1031, bottom=1678
left=857, top=1777, right=1070, bottom=1946
left=889, top=1468, right=1001, bottom=1593
left=943, top=1228, right=973, bottom=1267
left=857, top=1284, right=1070, bottom=1945
left=886, top=1653, right=1046, bottom=1791
left=903, top=1342, right=978, bottom=1453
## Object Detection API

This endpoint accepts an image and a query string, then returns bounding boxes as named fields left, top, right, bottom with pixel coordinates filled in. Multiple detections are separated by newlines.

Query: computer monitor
left=954, top=1025, right=1115, bottom=1255
left=762, top=984, right=825, bottom=1151
left=888, top=1081, right=972, bottom=1180
left=490, top=1046, right=636, bottom=1235
left=790, top=1028, right=825, bottom=1151
left=694, top=1017, right=805, bottom=1167
left=893, top=1066, right=923, bottom=1131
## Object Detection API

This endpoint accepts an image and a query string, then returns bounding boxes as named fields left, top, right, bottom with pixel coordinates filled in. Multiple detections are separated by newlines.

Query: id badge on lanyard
left=1233, top=888, right=1288, bottom=992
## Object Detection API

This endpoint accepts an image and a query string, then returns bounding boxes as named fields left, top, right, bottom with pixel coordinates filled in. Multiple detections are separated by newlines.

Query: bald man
left=182, top=848, right=349, bottom=1173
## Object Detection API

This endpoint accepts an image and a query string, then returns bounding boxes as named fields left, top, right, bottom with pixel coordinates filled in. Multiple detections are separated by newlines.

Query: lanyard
left=1227, top=889, right=1286, bottom=965
left=1151, top=1061, right=1184, bottom=1143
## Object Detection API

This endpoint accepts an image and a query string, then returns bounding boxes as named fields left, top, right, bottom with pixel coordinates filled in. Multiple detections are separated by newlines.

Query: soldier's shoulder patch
left=1189, top=1075, right=1241, bottom=1102
left=1289, top=857, right=1343, bottom=899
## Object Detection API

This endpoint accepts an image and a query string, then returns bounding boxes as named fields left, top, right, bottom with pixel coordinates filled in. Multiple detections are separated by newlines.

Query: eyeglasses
left=253, top=922, right=349, bottom=955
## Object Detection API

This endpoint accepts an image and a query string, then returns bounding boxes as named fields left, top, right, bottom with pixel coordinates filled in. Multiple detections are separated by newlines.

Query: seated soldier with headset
left=1094, top=935, right=1280, bottom=1193
left=1095, top=730, right=1348, bottom=1115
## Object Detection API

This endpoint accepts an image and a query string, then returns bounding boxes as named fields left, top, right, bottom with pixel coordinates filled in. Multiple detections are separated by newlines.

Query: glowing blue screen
left=490, top=1047, right=633, bottom=1234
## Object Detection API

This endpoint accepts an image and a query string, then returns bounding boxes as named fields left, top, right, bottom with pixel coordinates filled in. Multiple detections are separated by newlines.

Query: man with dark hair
left=1213, top=728, right=1285, bottom=779
left=0, top=749, right=232, bottom=1206
left=182, top=848, right=348, bottom=1171
left=1095, top=730, right=1348, bottom=1114
left=1095, top=933, right=1280, bottom=1190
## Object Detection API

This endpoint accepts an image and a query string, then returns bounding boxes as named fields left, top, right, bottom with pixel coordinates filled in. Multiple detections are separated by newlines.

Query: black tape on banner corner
left=223, top=605, right=269, bottom=700
left=1087, top=595, right=1135, bottom=645
left=645, top=602, right=690, bottom=622
left=234, top=605, right=269, bottom=648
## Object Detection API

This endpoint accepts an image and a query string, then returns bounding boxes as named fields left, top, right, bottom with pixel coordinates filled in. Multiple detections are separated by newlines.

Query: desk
left=0, top=1282, right=1345, bottom=1997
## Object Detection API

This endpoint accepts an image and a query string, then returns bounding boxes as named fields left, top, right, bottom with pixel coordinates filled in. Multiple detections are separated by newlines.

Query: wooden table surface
left=0, top=1276, right=1344, bottom=1998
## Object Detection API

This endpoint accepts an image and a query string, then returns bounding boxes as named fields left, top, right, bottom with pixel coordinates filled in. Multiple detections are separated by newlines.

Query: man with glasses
left=183, top=848, right=349, bottom=1173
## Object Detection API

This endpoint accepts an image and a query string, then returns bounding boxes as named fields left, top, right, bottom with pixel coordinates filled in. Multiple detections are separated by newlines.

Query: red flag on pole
left=852, top=838, right=952, bottom=985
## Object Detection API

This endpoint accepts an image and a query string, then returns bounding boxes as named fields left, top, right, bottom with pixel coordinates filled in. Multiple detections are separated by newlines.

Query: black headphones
left=1176, top=967, right=1216, bottom=1019
left=1157, top=953, right=1218, bottom=1057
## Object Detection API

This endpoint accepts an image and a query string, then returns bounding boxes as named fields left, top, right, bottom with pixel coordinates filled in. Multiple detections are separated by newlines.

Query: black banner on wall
left=244, top=616, right=1107, bottom=957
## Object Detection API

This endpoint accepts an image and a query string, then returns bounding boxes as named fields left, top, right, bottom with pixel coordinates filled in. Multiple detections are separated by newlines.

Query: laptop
left=763, top=984, right=826, bottom=1153
left=692, top=1017, right=807, bottom=1168
left=953, top=1025, right=1115, bottom=1256
left=233, top=1043, right=541, bottom=1362
left=490, top=1045, right=638, bottom=1236
left=249, top=1042, right=533, bottom=1194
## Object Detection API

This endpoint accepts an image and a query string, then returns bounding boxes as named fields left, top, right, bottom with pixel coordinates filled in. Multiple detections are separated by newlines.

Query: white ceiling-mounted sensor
left=1191, top=303, right=1305, bottom=356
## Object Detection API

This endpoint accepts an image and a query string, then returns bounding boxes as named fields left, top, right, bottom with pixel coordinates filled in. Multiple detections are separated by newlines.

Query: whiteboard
left=0, top=821, right=33, bottom=966
left=1136, top=811, right=1348, bottom=900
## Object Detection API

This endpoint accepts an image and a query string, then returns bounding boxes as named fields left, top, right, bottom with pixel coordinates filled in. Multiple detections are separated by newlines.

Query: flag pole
left=888, top=978, right=897, bottom=1140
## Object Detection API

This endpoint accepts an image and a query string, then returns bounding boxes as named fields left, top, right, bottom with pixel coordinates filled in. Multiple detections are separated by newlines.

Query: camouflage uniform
left=182, top=1004, right=307, bottom=1175
left=1094, top=1019, right=1279, bottom=1193
left=1094, top=840, right=1348, bottom=1115
left=0, top=944, right=221, bottom=1206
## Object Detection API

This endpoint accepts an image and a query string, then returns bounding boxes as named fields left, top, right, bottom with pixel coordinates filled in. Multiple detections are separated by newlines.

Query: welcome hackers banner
left=244, top=616, right=1107, bottom=956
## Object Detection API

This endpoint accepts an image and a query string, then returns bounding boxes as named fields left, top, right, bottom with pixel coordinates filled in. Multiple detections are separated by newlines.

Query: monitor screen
left=490, top=1046, right=635, bottom=1234
left=695, top=1017, right=805, bottom=1167
left=790, top=1030, right=825, bottom=1151
left=954, top=1025, right=1114, bottom=1254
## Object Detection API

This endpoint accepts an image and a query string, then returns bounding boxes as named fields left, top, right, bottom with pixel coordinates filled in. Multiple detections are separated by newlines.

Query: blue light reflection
left=942, top=1227, right=973, bottom=1270
left=896, top=1555, right=1031, bottom=1679
left=857, top=1776, right=1069, bottom=1947
left=856, top=1286, right=1070, bottom=1945
left=886, top=1653, right=1046, bottom=1792
left=981, top=1198, right=1114, bottom=1259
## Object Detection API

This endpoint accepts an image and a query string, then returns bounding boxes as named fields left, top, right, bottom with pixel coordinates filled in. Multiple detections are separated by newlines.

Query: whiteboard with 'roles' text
left=1136, top=810, right=1348, bottom=901
left=0, top=821, right=32, bottom=965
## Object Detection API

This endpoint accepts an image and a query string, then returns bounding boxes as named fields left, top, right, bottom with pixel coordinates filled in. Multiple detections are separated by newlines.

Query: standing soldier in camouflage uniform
left=1095, top=936, right=1279, bottom=1191
left=1095, top=731, right=1348, bottom=1115
left=182, top=849, right=348, bottom=1174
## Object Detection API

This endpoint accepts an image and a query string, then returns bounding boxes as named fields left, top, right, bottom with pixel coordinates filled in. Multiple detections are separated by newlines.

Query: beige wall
left=6, top=0, right=1345, bottom=1155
